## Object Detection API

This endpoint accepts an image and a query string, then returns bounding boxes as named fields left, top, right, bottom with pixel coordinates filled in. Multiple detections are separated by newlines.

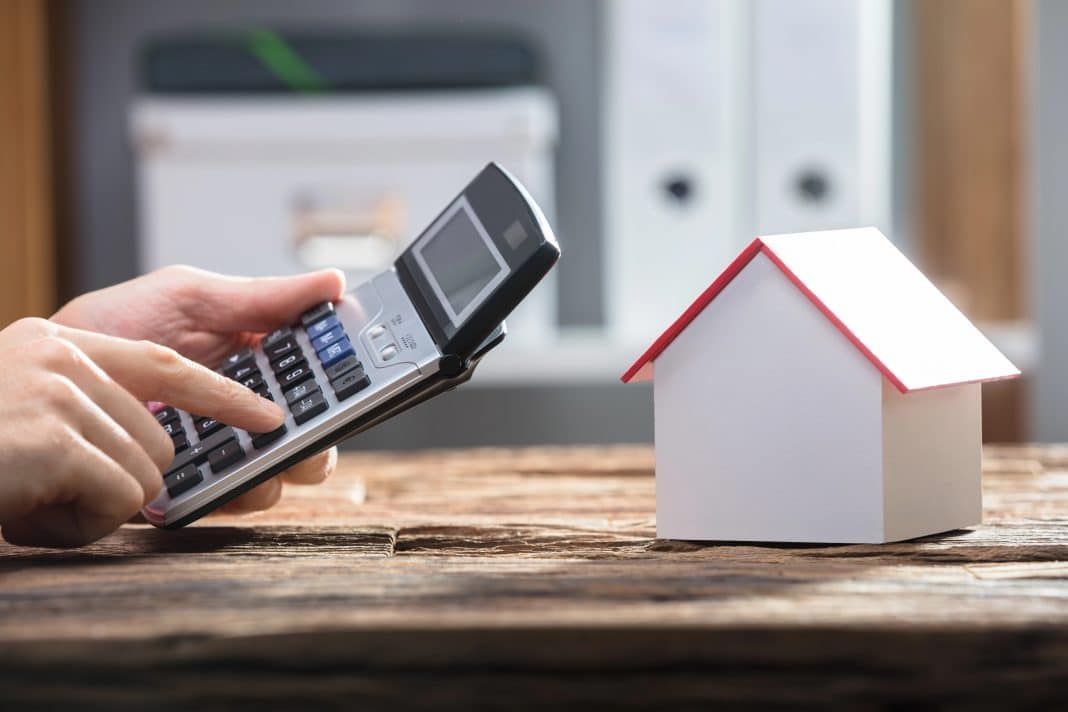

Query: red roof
left=620, top=228, right=1020, bottom=392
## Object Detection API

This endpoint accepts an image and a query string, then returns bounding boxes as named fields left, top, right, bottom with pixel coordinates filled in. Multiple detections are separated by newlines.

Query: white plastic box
left=130, top=88, right=558, bottom=345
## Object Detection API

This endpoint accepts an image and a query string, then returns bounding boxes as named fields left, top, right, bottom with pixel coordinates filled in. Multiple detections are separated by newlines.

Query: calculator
left=143, top=163, right=560, bottom=528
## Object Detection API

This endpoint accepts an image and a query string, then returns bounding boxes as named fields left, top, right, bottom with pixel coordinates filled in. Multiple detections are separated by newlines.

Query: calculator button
left=171, top=433, right=189, bottom=453
left=161, top=420, right=182, bottom=438
left=300, top=302, right=335, bottom=328
left=306, top=314, right=340, bottom=338
left=165, top=427, right=237, bottom=475
left=221, top=349, right=255, bottom=376
left=262, top=326, right=293, bottom=349
left=165, top=464, right=202, bottom=498
left=222, top=348, right=254, bottom=369
left=271, top=352, right=304, bottom=374
left=318, top=338, right=354, bottom=367
left=195, top=417, right=225, bottom=439
left=264, top=337, right=298, bottom=362
left=251, top=424, right=287, bottom=449
left=155, top=407, right=179, bottom=426
left=228, top=364, right=257, bottom=382
left=324, top=354, right=360, bottom=381
left=379, top=344, right=398, bottom=361
left=332, top=368, right=370, bottom=401
left=291, top=390, right=328, bottom=425
left=208, top=440, right=245, bottom=474
left=253, top=383, right=272, bottom=400
left=240, top=372, right=264, bottom=391
left=367, top=324, right=388, bottom=339
left=283, top=380, right=320, bottom=405
left=279, top=364, right=315, bottom=389
left=310, top=325, right=345, bottom=352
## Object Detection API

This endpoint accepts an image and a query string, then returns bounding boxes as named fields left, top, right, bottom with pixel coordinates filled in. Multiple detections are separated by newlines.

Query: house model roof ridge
left=620, top=227, right=1021, bottom=392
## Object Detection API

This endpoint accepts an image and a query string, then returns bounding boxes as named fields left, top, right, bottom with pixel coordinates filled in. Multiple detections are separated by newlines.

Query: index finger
left=57, top=326, right=284, bottom=434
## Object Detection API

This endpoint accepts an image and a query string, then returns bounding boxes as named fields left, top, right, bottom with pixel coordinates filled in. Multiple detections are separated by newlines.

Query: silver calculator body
left=143, top=163, right=558, bottom=528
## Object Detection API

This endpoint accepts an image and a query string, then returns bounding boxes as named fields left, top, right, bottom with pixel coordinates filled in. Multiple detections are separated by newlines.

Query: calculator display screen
left=412, top=198, right=508, bottom=327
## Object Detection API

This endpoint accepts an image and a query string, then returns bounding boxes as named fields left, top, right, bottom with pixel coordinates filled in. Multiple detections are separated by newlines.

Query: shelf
left=468, top=321, right=1037, bottom=388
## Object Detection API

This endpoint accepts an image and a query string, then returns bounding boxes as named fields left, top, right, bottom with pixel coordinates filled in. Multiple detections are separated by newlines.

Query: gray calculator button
left=251, top=424, right=287, bottom=450
left=261, top=326, right=292, bottom=350
left=300, top=302, right=335, bottom=328
left=379, top=344, right=398, bottom=361
left=332, top=368, right=370, bottom=401
left=283, top=380, right=320, bottom=405
left=324, top=354, right=360, bottom=381
left=165, top=427, right=237, bottom=475
left=165, top=464, right=202, bottom=498
left=291, top=391, right=328, bottom=425
left=208, top=440, right=245, bottom=474
left=368, top=324, right=388, bottom=339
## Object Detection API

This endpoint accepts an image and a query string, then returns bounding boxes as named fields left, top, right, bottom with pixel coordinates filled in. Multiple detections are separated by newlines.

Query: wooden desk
left=2, top=445, right=1067, bottom=708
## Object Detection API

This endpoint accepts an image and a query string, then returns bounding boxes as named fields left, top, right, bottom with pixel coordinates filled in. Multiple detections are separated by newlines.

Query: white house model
left=621, top=228, right=1020, bottom=544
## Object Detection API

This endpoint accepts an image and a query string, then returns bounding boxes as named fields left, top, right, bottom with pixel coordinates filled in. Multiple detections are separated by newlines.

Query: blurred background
left=0, top=0, right=1058, bottom=447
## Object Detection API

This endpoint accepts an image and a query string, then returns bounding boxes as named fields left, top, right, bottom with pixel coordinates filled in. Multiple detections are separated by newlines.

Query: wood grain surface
left=2, top=445, right=1068, bottom=709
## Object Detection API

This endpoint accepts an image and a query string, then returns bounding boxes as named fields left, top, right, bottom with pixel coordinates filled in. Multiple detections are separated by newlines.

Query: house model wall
left=622, top=228, right=1019, bottom=544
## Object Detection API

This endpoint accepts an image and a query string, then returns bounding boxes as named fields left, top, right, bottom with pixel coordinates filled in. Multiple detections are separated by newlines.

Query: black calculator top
left=395, top=162, right=560, bottom=360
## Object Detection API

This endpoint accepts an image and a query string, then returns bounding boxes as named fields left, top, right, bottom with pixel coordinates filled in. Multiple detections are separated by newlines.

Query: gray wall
left=1032, top=0, right=1068, bottom=441
left=62, top=0, right=653, bottom=448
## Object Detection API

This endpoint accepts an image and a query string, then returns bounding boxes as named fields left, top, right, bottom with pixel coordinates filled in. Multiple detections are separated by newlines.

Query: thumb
left=189, top=268, right=346, bottom=333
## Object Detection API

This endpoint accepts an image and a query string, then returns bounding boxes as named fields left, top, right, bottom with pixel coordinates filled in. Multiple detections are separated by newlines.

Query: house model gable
left=621, top=227, right=1020, bottom=391
left=622, top=227, right=1021, bottom=544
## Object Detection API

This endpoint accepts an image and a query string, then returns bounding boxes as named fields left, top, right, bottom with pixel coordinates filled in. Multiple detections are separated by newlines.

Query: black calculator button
left=324, top=354, right=360, bottom=381
left=264, top=337, right=298, bottom=362
left=332, top=368, right=370, bottom=401
left=221, top=349, right=255, bottom=377
left=253, top=383, right=272, bottom=400
left=279, top=364, right=314, bottom=389
left=165, top=427, right=237, bottom=475
left=208, top=440, right=245, bottom=474
left=171, top=433, right=189, bottom=453
left=291, top=390, right=328, bottom=425
left=195, top=417, right=225, bottom=439
left=306, top=314, right=340, bottom=339
left=283, top=380, right=320, bottom=405
left=240, top=372, right=264, bottom=391
left=228, top=364, right=257, bottom=382
left=251, top=424, right=287, bottom=449
left=161, top=420, right=183, bottom=438
left=222, top=348, right=254, bottom=368
left=154, top=407, right=179, bottom=426
left=271, top=352, right=304, bottom=374
left=165, top=464, right=202, bottom=498
left=300, top=302, right=334, bottom=328
left=261, top=326, right=292, bottom=350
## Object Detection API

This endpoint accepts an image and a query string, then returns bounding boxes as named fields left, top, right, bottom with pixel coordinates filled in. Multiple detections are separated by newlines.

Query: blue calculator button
left=318, top=338, right=355, bottom=367
left=310, top=325, right=345, bottom=352
left=306, top=314, right=339, bottom=338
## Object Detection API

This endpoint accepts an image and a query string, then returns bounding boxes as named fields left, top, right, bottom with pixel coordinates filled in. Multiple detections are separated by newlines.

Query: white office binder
left=604, top=0, right=894, bottom=347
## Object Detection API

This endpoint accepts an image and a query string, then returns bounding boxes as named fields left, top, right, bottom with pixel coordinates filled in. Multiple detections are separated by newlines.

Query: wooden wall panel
left=916, top=0, right=1029, bottom=321
left=0, top=0, right=56, bottom=326
left=916, top=0, right=1031, bottom=442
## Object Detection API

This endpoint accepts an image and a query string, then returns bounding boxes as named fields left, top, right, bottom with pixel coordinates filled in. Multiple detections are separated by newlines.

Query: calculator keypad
left=154, top=301, right=372, bottom=502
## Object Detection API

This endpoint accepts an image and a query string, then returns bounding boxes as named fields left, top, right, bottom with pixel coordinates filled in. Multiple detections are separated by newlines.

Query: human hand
left=51, top=266, right=345, bottom=513
left=0, top=318, right=285, bottom=547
